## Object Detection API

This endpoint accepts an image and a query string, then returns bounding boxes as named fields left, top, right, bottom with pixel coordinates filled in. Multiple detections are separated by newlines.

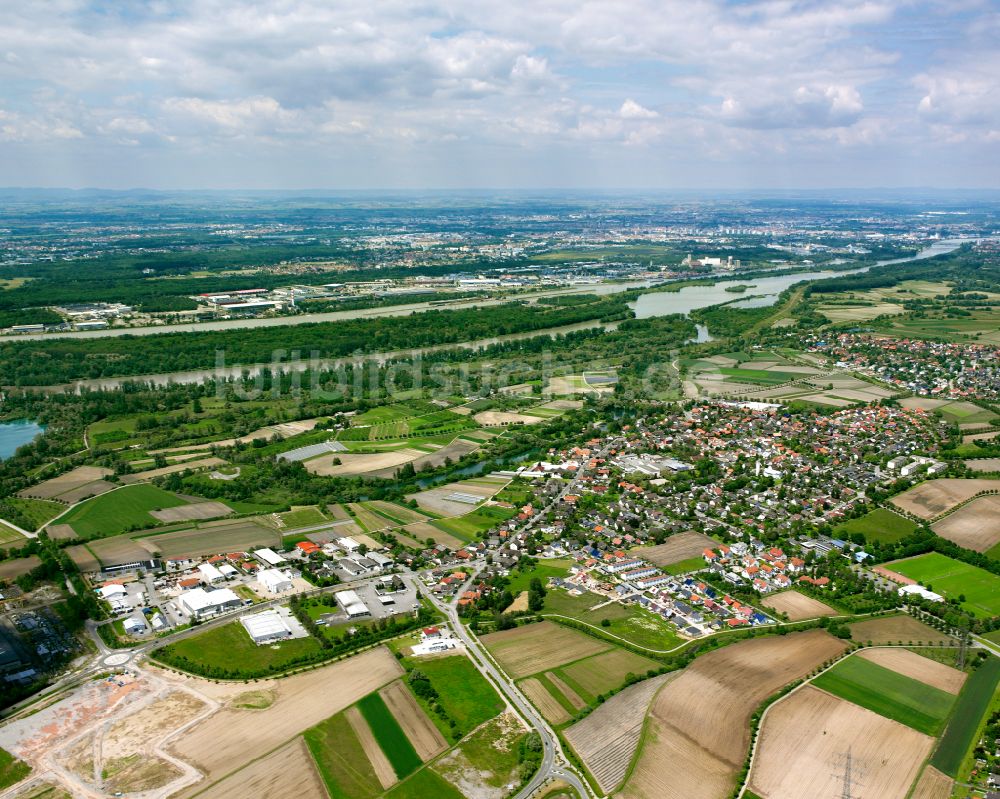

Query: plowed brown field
left=380, top=680, right=447, bottom=761
left=856, top=648, right=965, bottom=694
left=748, top=686, right=932, bottom=799
left=619, top=630, right=847, bottom=799
left=761, top=590, right=837, bottom=621
left=169, top=647, right=402, bottom=795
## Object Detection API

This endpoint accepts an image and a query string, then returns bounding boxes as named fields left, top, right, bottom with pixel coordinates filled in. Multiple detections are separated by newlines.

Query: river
left=629, top=238, right=969, bottom=319
left=35, top=238, right=971, bottom=393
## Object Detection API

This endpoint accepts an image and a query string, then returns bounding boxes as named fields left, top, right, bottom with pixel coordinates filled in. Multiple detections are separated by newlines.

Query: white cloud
left=619, top=99, right=658, bottom=119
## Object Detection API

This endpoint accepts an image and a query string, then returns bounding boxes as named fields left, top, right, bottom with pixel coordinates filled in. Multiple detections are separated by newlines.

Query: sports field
left=834, top=507, right=917, bottom=544
left=884, top=553, right=1000, bottom=616
left=812, top=654, right=955, bottom=735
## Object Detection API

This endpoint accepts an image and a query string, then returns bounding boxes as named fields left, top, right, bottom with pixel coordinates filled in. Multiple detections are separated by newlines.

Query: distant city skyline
left=0, top=1, right=997, bottom=190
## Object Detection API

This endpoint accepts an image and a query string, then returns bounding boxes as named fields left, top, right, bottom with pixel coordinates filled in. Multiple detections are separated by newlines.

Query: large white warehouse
left=178, top=587, right=242, bottom=619
left=241, top=609, right=292, bottom=644
left=258, top=568, right=294, bottom=594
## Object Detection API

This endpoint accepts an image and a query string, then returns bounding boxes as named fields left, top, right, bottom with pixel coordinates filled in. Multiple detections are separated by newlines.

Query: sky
left=0, top=0, right=997, bottom=190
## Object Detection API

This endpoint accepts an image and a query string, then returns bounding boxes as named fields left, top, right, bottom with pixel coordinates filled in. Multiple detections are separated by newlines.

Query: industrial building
left=258, top=568, right=294, bottom=594
left=178, top=587, right=242, bottom=619
left=198, top=563, right=225, bottom=584
left=241, top=609, right=292, bottom=644
left=335, top=589, right=370, bottom=618
left=253, top=548, right=286, bottom=567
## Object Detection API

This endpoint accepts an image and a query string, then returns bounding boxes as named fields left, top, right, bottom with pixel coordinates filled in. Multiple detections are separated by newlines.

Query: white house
left=123, top=616, right=147, bottom=635
left=258, top=568, right=294, bottom=594
left=97, top=584, right=128, bottom=601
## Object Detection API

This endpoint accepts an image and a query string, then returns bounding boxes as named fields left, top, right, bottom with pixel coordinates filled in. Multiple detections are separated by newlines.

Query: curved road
left=419, top=573, right=593, bottom=799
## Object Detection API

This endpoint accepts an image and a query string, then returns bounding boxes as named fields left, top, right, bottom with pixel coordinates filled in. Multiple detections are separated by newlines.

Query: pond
left=0, top=420, right=44, bottom=459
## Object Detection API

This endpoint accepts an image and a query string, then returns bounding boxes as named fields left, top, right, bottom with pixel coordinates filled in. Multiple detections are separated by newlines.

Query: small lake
left=0, top=420, right=44, bottom=459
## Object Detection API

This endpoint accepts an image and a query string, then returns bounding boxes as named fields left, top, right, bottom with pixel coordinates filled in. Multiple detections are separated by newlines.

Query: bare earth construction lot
left=620, top=630, right=848, bottom=799
left=634, top=530, right=718, bottom=567
left=748, top=685, right=933, bottom=799
left=761, top=590, right=837, bottom=621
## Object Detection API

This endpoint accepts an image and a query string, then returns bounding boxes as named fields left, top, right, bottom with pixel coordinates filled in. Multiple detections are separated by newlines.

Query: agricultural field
left=936, top=400, right=998, bottom=425
left=890, top=478, right=1000, bottom=520
left=275, top=505, right=328, bottom=528
left=379, top=681, right=447, bottom=762
left=197, top=738, right=327, bottom=799
left=404, top=654, right=505, bottom=736
left=53, top=484, right=207, bottom=539
left=930, top=656, right=1000, bottom=777
left=557, top=648, right=661, bottom=702
left=17, top=465, right=115, bottom=503
left=382, top=767, right=464, bottom=799
left=430, top=504, right=517, bottom=542
left=481, top=621, right=611, bottom=679
left=168, top=647, right=403, bottom=792
left=563, top=672, right=676, bottom=794
left=406, top=479, right=507, bottom=517
left=909, top=766, right=953, bottom=799
left=633, top=531, right=719, bottom=568
left=833, top=507, right=918, bottom=544
left=542, top=588, right=684, bottom=650
left=856, top=648, right=966, bottom=694
left=136, top=518, right=279, bottom=559
left=748, top=685, right=933, bottom=799
left=761, top=590, right=837, bottom=621
left=932, top=495, right=1000, bottom=553
left=848, top=614, right=957, bottom=646
left=877, top=308, right=1000, bottom=344
left=882, top=553, right=1000, bottom=616
left=812, top=654, right=955, bottom=735
left=356, top=692, right=422, bottom=780
left=620, top=630, right=848, bottom=799
left=153, top=620, right=323, bottom=676
left=305, top=709, right=385, bottom=798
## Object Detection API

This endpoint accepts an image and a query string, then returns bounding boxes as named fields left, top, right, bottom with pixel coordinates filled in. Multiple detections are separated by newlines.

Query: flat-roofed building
left=241, top=609, right=292, bottom=644
left=178, top=587, right=241, bottom=619
left=258, top=568, right=294, bottom=594
left=335, top=589, right=370, bottom=618
left=253, top=548, right=286, bottom=567
left=199, top=563, right=225, bottom=584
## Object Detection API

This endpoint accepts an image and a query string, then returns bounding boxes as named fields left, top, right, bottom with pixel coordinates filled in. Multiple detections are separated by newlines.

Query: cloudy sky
left=0, top=0, right=997, bottom=189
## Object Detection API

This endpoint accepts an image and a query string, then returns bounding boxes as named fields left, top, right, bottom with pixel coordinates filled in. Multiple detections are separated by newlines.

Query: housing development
left=0, top=192, right=997, bottom=799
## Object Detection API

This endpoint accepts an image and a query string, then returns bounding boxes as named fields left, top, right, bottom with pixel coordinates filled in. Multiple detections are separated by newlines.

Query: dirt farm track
left=618, top=630, right=847, bottom=799
left=748, top=685, right=933, bottom=799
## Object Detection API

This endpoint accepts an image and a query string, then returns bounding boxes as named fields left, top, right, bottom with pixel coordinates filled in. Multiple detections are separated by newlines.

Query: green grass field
left=938, top=401, right=997, bottom=425
left=152, top=621, right=322, bottom=677
left=505, top=559, right=572, bottom=596
left=430, top=505, right=517, bottom=541
left=834, top=508, right=918, bottom=544
left=276, top=505, right=328, bottom=528
left=357, top=692, right=422, bottom=779
left=664, top=556, right=706, bottom=575
left=886, top=553, right=1000, bottom=616
left=0, top=747, right=30, bottom=790
left=717, top=367, right=802, bottom=385
left=57, top=484, right=190, bottom=538
left=4, top=497, right=65, bottom=530
left=812, top=655, right=955, bottom=735
left=930, top=656, right=1000, bottom=777
left=304, top=710, right=382, bottom=799
left=542, top=589, right=683, bottom=650
left=406, top=655, right=504, bottom=735
left=384, top=767, right=464, bottom=799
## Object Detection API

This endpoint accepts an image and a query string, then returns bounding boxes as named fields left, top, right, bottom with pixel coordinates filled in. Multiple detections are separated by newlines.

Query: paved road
left=418, top=571, right=593, bottom=799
